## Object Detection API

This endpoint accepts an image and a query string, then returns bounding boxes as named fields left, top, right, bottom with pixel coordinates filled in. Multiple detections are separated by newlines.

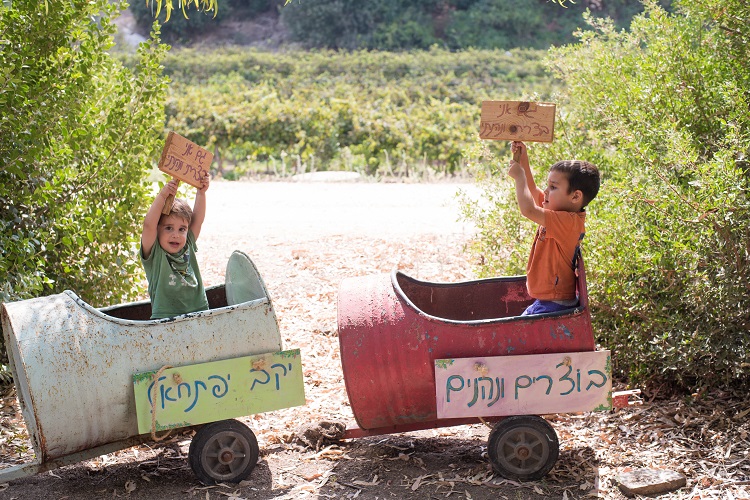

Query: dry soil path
left=1, top=180, right=744, bottom=500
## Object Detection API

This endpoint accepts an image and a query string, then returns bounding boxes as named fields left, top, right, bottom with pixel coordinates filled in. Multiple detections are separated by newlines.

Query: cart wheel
left=189, top=419, right=259, bottom=485
left=487, top=415, right=559, bottom=481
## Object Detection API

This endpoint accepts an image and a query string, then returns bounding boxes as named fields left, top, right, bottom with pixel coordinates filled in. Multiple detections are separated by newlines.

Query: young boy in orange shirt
left=508, top=141, right=600, bottom=315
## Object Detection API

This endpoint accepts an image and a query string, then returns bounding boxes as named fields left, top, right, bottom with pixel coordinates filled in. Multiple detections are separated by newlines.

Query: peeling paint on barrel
left=1, top=289, right=282, bottom=462
left=337, top=270, right=595, bottom=430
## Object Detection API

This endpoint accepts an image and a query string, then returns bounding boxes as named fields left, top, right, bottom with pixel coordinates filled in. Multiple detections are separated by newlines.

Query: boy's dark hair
left=159, top=198, right=193, bottom=224
left=550, top=160, right=600, bottom=208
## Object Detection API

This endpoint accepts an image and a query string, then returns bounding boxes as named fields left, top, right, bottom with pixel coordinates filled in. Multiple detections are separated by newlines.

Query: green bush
left=280, top=0, right=667, bottom=50
left=369, top=14, right=439, bottom=51
left=1, top=2, right=169, bottom=308
left=130, top=0, right=225, bottom=43
left=445, top=0, right=552, bottom=50
left=461, top=0, right=750, bottom=393
left=130, top=0, right=283, bottom=44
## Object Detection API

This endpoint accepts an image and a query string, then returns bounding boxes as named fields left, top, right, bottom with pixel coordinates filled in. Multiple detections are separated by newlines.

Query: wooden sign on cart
left=435, top=350, right=612, bottom=418
left=133, top=349, right=305, bottom=434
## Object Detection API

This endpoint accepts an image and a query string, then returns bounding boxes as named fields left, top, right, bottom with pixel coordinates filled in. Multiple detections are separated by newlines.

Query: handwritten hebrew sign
left=158, top=131, right=214, bottom=188
left=479, top=101, right=556, bottom=142
left=435, top=350, right=611, bottom=419
left=133, top=349, right=305, bottom=434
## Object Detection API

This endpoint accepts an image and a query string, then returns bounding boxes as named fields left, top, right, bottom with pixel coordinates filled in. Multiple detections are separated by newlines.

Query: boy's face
left=543, top=170, right=583, bottom=212
left=157, top=214, right=189, bottom=254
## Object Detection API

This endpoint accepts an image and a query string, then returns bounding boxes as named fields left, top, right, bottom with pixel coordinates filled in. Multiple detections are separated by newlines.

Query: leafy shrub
left=461, top=0, right=750, bottom=393
left=1, top=0, right=169, bottom=363
left=444, top=0, right=552, bottom=50
left=130, top=0, right=224, bottom=43
left=130, top=0, right=283, bottom=44
left=369, top=14, right=440, bottom=51
left=280, top=0, right=668, bottom=50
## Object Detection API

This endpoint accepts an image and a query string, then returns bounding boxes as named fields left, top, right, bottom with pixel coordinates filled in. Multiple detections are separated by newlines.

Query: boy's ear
left=571, top=189, right=584, bottom=204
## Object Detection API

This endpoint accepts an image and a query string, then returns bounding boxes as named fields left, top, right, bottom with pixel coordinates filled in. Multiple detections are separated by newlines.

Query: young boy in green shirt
left=140, top=175, right=210, bottom=319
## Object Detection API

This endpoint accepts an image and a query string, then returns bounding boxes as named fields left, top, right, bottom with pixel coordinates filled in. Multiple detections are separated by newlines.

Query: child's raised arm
left=189, top=172, right=210, bottom=240
left=142, top=179, right=179, bottom=259
left=512, top=141, right=544, bottom=205
left=508, top=146, right=546, bottom=227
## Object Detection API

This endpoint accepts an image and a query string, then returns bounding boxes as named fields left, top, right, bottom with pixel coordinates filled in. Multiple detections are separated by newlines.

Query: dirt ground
left=0, top=179, right=748, bottom=500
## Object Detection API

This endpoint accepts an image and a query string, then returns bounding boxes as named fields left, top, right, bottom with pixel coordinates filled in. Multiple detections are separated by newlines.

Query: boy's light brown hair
left=159, top=198, right=193, bottom=224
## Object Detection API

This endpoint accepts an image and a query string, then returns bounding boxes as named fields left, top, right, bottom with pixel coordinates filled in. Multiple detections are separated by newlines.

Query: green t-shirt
left=140, top=230, right=209, bottom=319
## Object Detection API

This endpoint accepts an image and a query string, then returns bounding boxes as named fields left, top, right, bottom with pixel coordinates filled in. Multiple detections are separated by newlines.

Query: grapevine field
left=121, top=47, right=558, bottom=178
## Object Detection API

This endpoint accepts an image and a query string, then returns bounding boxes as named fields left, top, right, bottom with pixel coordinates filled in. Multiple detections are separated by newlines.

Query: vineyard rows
left=124, top=47, right=559, bottom=177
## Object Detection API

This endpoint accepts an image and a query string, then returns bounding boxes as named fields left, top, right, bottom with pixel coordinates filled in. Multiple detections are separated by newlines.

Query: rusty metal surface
left=1, top=253, right=282, bottom=463
left=337, top=266, right=595, bottom=431
left=612, top=389, right=641, bottom=408
left=395, top=273, right=531, bottom=320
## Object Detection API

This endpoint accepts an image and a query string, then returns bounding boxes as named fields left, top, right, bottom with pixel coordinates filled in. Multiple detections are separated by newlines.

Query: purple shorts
left=521, top=299, right=577, bottom=316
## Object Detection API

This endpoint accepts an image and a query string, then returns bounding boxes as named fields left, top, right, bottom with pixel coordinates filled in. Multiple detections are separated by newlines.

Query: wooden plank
left=479, top=101, right=556, bottom=142
left=133, top=349, right=305, bottom=434
left=435, top=350, right=612, bottom=419
left=158, top=131, right=213, bottom=188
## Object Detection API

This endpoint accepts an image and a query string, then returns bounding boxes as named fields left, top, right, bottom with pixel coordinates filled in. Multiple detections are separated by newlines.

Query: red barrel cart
left=338, top=258, right=631, bottom=480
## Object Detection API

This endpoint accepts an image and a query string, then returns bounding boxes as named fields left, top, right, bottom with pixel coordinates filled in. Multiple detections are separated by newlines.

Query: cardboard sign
left=158, top=131, right=214, bottom=188
left=435, top=350, right=612, bottom=419
left=479, top=101, right=556, bottom=142
left=133, top=349, right=305, bottom=434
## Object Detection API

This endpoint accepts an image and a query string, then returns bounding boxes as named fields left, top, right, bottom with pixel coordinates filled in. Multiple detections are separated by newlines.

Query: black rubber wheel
left=188, top=419, right=259, bottom=485
left=487, top=415, right=559, bottom=481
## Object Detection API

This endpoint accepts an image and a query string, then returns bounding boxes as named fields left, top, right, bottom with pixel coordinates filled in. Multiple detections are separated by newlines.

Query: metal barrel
left=1, top=254, right=281, bottom=462
left=337, top=270, right=595, bottom=431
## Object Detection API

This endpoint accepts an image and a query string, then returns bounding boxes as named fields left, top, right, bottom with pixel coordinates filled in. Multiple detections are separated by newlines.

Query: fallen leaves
left=0, top=225, right=748, bottom=499
left=352, top=475, right=380, bottom=486
left=410, top=473, right=432, bottom=490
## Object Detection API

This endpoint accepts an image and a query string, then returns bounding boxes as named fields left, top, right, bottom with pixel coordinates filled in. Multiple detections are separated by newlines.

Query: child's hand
left=511, top=141, right=527, bottom=159
left=197, top=172, right=210, bottom=194
left=508, top=160, right=525, bottom=181
left=160, top=179, right=179, bottom=198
